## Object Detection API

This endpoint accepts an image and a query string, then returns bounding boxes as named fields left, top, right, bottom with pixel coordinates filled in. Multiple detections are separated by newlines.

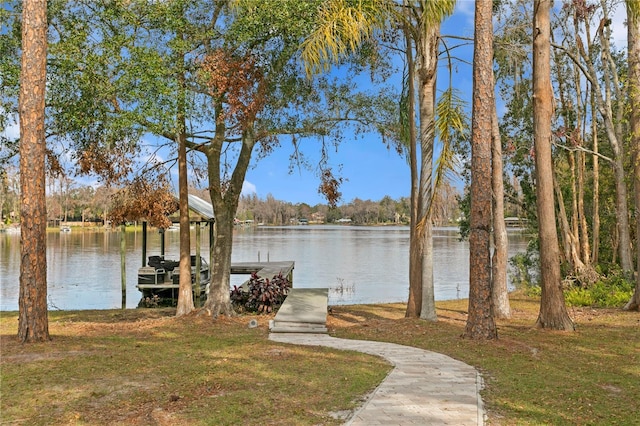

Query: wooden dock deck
left=232, top=262, right=330, bottom=333
left=136, top=261, right=294, bottom=295
left=230, top=261, right=295, bottom=282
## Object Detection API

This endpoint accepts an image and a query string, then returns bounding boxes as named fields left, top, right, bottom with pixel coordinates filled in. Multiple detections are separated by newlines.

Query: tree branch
left=552, top=140, right=613, bottom=164
left=550, top=42, right=595, bottom=86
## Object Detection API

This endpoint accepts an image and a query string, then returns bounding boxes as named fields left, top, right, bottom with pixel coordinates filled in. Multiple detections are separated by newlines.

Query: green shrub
left=564, top=287, right=595, bottom=306
left=565, top=272, right=633, bottom=308
left=524, top=284, right=542, bottom=297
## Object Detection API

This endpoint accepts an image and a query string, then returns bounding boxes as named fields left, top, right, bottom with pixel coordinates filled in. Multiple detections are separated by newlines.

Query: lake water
left=0, top=225, right=530, bottom=311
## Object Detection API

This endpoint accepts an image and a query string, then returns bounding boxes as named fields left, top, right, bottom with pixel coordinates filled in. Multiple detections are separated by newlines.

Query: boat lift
left=136, top=193, right=295, bottom=307
left=137, top=194, right=215, bottom=306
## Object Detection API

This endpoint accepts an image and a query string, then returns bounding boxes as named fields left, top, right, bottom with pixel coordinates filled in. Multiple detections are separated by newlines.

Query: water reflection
left=1, top=225, right=530, bottom=311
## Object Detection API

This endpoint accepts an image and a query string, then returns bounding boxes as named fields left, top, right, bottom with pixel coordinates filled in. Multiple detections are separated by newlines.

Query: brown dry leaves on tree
left=76, top=143, right=135, bottom=185
left=108, top=172, right=178, bottom=228
left=318, top=168, right=343, bottom=207
left=199, top=48, right=266, bottom=127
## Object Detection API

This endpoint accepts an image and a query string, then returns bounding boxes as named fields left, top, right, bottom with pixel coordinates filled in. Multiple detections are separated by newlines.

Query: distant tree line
left=1, top=167, right=534, bottom=228
left=156, top=182, right=466, bottom=227
left=1, top=169, right=470, bottom=227
left=236, top=193, right=414, bottom=225
left=0, top=168, right=115, bottom=226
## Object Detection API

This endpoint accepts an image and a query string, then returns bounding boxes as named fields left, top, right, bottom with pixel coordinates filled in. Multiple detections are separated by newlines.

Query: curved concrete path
left=269, top=333, right=484, bottom=426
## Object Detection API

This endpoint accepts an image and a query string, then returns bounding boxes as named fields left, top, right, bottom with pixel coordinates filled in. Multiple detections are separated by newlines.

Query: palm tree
left=301, top=0, right=457, bottom=320
left=404, top=1, right=457, bottom=321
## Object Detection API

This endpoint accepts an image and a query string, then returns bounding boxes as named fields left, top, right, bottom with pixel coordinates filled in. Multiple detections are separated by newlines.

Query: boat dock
left=136, top=260, right=295, bottom=301
left=230, top=261, right=295, bottom=285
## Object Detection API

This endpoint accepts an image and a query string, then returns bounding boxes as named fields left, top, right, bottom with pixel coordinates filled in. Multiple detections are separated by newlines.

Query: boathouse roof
left=169, top=194, right=215, bottom=222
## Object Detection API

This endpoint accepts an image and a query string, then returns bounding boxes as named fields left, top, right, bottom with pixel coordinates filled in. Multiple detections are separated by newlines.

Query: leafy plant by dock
left=230, top=272, right=291, bottom=314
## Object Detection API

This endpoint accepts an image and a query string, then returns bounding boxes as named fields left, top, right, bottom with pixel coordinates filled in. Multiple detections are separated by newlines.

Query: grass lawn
left=328, top=295, right=640, bottom=425
left=1, top=293, right=638, bottom=425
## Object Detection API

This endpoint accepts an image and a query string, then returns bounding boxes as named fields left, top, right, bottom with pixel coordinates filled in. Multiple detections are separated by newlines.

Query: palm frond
left=398, top=64, right=412, bottom=162
left=419, top=0, right=456, bottom=27
left=432, top=87, right=468, bottom=198
left=628, top=0, right=640, bottom=20
left=300, top=0, right=394, bottom=77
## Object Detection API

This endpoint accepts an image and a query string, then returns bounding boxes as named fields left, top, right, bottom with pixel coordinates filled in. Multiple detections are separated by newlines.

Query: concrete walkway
left=270, top=288, right=328, bottom=333
left=269, top=333, right=484, bottom=426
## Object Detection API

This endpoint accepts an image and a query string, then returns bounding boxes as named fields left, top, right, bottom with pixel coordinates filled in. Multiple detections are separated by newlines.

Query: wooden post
left=120, top=223, right=126, bottom=309
left=142, top=221, right=147, bottom=267
left=209, top=221, right=214, bottom=271
left=195, top=221, right=201, bottom=307
left=160, top=227, right=165, bottom=257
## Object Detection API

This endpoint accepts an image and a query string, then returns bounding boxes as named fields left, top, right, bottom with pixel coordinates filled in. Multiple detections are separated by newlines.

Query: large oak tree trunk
left=203, top=125, right=256, bottom=317
left=533, top=0, right=574, bottom=330
left=465, top=0, right=497, bottom=339
left=205, top=205, right=235, bottom=317
left=18, top=0, right=50, bottom=342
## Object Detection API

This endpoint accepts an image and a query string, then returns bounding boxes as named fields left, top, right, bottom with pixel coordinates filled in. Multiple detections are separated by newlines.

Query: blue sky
left=239, top=3, right=477, bottom=206
left=240, top=0, right=628, bottom=206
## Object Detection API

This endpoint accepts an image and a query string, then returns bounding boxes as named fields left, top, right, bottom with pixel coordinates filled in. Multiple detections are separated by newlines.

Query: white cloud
left=242, top=180, right=256, bottom=196
left=455, top=0, right=475, bottom=19
left=451, top=0, right=476, bottom=36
